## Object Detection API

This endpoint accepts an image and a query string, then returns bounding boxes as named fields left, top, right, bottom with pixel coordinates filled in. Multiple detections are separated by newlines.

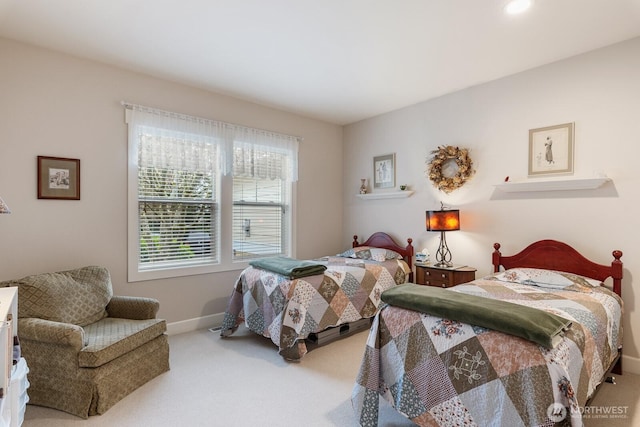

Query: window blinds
left=125, top=102, right=298, bottom=275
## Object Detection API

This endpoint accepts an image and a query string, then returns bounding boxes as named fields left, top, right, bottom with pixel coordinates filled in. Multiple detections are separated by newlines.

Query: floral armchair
left=1, top=266, right=170, bottom=418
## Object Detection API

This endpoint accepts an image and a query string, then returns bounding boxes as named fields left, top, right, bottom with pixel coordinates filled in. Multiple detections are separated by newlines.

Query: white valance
left=124, top=102, right=300, bottom=181
left=231, top=127, right=299, bottom=181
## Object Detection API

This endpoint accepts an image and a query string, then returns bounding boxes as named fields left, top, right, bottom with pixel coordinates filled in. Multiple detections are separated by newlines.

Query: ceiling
left=1, top=1, right=640, bottom=125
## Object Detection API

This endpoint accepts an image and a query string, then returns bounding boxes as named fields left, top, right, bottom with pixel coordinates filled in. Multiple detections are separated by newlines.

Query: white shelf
left=356, top=190, right=414, bottom=200
left=494, top=177, right=611, bottom=193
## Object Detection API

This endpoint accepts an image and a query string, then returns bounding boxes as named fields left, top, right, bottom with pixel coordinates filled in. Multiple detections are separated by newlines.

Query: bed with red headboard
left=353, top=239, right=623, bottom=426
left=221, top=232, right=413, bottom=360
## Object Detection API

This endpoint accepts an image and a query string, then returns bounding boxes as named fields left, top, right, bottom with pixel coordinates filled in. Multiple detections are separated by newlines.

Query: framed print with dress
left=528, top=122, right=574, bottom=176
left=373, top=153, right=395, bottom=189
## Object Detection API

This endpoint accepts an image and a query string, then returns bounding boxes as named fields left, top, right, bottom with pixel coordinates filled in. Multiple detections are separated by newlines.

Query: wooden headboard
left=492, top=239, right=624, bottom=375
left=353, top=232, right=414, bottom=282
left=492, top=239, right=623, bottom=297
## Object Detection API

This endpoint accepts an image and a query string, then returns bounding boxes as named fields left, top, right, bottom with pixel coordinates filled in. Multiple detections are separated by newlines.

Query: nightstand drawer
left=417, top=268, right=450, bottom=287
left=420, top=278, right=450, bottom=288
left=415, top=265, right=476, bottom=288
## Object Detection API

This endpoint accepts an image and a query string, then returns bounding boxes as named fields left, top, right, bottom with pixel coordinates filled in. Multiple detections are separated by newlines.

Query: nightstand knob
left=442, top=284, right=446, bottom=288
left=441, top=273, right=446, bottom=278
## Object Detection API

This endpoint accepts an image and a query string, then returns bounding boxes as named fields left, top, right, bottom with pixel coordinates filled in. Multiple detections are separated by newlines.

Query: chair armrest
left=18, top=318, right=85, bottom=350
left=106, top=295, right=160, bottom=320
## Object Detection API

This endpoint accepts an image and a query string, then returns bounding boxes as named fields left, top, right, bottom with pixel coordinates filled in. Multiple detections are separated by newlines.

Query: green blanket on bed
left=381, top=283, right=572, bottom=348
left=249, top=256, right=327, bottom=279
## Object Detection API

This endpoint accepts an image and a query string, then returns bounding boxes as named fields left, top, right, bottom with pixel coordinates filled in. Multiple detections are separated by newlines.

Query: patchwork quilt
left=352, top=274, right=622, bottom=427
left=221, top=256, right=410, bottom=359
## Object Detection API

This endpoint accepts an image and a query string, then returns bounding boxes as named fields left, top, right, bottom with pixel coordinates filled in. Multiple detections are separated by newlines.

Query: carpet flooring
left=22, top=326, right=639, bottom=426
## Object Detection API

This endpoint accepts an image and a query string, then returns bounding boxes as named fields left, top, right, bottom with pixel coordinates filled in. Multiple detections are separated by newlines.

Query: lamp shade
left=426, top=209, right=459, bottom=231
left=0, top=196, right=10, bottom=214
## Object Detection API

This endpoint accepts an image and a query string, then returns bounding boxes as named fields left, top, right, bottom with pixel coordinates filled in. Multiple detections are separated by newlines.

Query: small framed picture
left=528, top=122, right=574, bottom=176
left=37, top=156, right=81, bottom=200
left=373, top=153, right=395, bottom=189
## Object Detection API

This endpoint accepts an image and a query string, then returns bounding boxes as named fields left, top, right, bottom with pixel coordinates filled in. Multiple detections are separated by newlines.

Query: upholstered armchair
left=1, top=266, right=170, bottom=418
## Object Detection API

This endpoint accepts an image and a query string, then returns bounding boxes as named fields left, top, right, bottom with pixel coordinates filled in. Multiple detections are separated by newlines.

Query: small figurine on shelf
left=359, top=178, right=368, bottom=194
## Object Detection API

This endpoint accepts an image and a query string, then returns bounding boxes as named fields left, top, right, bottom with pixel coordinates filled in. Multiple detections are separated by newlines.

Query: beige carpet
left=23, top=326, right=639, bottom=426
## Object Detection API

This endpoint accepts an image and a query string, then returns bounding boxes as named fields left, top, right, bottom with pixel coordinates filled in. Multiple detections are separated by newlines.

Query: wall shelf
left=494, top=177, right=611, bottom=193
left=356, top=190, right=414, bottom=200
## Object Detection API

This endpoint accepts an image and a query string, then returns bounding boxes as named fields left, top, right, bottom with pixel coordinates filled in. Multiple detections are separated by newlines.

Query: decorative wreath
left=426, top=145, right=475, bottom=193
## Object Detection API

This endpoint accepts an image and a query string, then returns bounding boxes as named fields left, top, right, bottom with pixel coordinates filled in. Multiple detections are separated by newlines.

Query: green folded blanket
left=381, top=283, right=572, bottom=349
left=249, top=257, right=327, bottom=279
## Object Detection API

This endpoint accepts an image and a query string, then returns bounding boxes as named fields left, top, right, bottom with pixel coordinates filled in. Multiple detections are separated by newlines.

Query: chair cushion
left=15, top=266, right=113, bottom=326
left=78, top=317, right=167, bottom=368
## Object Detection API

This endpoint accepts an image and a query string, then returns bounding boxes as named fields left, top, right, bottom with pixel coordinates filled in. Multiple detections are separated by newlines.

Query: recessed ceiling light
left=504, top=0, right=534, bottom=15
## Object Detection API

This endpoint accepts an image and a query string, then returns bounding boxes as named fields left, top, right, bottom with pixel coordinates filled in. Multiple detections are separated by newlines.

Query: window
left=137, top=132, right=218, bottom=268
left=233, top=177, right=289, bottom=261
left=126, top=103, right=298, bottom=281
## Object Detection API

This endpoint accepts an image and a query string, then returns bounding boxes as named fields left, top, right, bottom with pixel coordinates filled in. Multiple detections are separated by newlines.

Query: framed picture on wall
left=37, top=156, right=81, bottom=200
left=528, top=122, right=574, bottom=176
left=373, top=153, right=396, bottom=189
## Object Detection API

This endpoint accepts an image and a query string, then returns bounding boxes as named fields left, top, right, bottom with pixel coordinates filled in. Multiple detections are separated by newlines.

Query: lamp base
left=433, top=261, right=454, bottom=268
left=434, top=231, right=454, bottom=268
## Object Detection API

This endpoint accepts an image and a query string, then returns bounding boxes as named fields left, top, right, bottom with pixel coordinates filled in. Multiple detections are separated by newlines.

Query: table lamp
left=426, top=204, right=459, bottom=267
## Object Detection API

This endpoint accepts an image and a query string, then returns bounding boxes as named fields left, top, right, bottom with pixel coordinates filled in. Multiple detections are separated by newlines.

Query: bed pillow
left=492, top=268, right=602, bottom=290
left=337, top=246, right=402, bottom=262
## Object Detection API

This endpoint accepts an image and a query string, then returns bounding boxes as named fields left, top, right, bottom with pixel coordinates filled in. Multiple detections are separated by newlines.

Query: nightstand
left=414, top=264, right=476, bottom=288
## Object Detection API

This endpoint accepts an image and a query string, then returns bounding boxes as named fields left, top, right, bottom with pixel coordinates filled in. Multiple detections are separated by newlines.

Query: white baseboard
left=621, top=354, right=640, bottom=375
left=166, top=312, right=225, bottom=335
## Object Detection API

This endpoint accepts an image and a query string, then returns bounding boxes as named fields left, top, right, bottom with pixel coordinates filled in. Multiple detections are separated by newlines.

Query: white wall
left=343, top=37, right=640, bottom=373
left=0, top=38, right=344, bottom=329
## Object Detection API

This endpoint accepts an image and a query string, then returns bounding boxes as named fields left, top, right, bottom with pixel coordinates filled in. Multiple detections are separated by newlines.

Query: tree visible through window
left=138, top=165, right=215, bottom=264
left=137, top=134, right=217, bottom=271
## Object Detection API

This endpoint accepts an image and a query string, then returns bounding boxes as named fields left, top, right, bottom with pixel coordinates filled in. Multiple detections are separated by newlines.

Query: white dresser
left=0, top=287, right=29, bottom=427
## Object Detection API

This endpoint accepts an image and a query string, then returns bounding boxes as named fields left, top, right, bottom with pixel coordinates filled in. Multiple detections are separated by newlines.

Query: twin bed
left=352, top=239, right=623, bottom=427
left=220, top=234, right=624, bottom=426
left=220, top=232, right=414, bottom=360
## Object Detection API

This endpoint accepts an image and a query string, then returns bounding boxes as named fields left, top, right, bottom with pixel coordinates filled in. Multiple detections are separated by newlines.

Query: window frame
left=126, top=106, right=297, bottom=282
